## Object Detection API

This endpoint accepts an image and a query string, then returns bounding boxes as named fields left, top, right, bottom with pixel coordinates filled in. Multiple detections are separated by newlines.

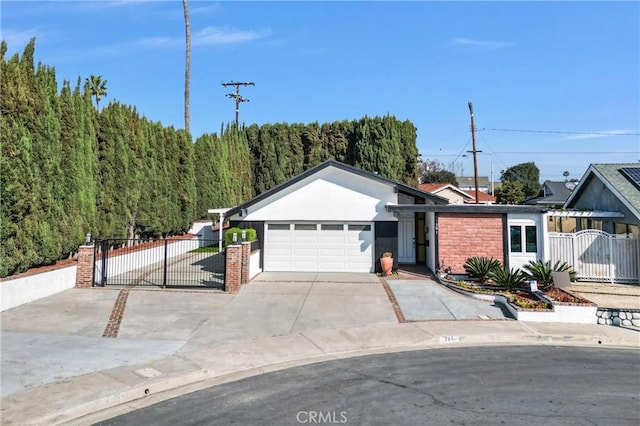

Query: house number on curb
left=439, top=335, right=461, bottom=343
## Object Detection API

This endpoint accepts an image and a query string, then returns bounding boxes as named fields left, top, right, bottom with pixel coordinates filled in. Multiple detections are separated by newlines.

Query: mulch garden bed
left=543, top=288, right=594, bottom=305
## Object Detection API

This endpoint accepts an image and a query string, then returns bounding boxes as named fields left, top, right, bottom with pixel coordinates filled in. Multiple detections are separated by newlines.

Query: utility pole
left=491, top=162, right=495, bottom=196
left=467, top=100, right=482, bottom=204
left=222, top=81, right=255, bottom=124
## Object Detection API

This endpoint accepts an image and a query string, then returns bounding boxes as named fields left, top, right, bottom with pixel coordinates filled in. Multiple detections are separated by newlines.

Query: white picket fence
left=548, top=230, right=640, bottom=284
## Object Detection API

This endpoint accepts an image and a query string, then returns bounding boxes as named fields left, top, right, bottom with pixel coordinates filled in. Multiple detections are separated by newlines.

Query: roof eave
left=387, top=204, right=548, bottom=214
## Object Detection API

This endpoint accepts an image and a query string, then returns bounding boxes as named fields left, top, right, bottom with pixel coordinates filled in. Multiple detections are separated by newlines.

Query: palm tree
left=183, top=0, right=191, bottom=134
left=85, top=75, right=107, bottom=109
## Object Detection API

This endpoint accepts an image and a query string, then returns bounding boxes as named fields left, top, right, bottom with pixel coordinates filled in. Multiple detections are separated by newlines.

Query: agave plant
left=523, top=260, right=571, bottom=291
left=488, top=267, right=529, bottom=291
left=463, top=257, right=502, bottom=283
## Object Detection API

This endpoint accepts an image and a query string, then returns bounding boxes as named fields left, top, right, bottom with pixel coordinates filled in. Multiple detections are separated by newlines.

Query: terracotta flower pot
left=380, top=254, right=393, bottom=276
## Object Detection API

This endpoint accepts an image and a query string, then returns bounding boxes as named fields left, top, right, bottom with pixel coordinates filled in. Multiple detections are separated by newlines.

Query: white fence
left=548, top=230, right=639, bottom=284
left=1, top=265, right=77, bottom=312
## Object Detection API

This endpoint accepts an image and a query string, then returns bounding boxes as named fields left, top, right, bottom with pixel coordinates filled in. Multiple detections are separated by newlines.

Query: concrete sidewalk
left=1, top=272, right=639, bottom=425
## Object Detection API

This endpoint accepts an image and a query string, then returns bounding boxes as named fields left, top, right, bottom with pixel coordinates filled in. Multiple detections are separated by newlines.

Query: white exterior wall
left=249, top=250, right=262, bottom=280
left=507, top=213, right=544, bottom=270
left=427, top=212, right=436, bottom=271
left=234, top=167, right=397, bottom=222
left=189, top=221, right=214, bottom=240
left=434, top=188, right=467, bottom=205
left=1, top=266, right=76, bottom=312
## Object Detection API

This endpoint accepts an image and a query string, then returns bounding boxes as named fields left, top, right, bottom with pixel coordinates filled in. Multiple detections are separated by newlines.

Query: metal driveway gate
left=93, top=238, right=225, bottom=288
left=548, top=230, right=639, bottom=284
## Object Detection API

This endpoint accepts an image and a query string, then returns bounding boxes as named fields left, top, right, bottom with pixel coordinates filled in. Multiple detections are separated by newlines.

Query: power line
left=479, top=128, right=640, bottom=136
left=449, top=137, right=471, bottom=167
left=428, top=151, right=637, bottom=156
left=488, top=151, right=637, bottom=154
left=477, top=131, right=509, bottom=171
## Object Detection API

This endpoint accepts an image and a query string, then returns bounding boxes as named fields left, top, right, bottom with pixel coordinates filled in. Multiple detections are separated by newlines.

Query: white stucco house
left=226, top=160, right=548, bottom=274
left=226, top=161, right=447, bottom=273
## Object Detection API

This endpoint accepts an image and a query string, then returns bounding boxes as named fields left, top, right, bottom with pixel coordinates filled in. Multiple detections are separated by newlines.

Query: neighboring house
left=527, top=180, right=577, bottom=232
left=456, top=175, right=500, bottom=194
left=418, top=183, right=496, bottom=205
left=526, top=180, right=576, bottom=207
left=461, top=189, right=497, bottom=204
left=564, top=163, right=640, bottom=235
left=227, top=160, right=546, bottom=275
left=544, top=163, right=640, bottom=284
left=419, top=183, right=472, bottom=204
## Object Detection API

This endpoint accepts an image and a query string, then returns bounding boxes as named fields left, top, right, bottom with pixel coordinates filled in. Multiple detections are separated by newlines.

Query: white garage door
left=264, top=223, right=373, bottom=272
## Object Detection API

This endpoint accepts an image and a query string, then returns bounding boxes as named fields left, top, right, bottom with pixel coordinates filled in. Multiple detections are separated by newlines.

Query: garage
left=264, top=223, right=373, bottom=272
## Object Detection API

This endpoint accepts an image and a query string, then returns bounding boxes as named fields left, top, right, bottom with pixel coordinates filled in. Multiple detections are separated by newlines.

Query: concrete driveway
left=1, top=271, right=511, bottom=397
left=0, top=272, right=397, bottom=396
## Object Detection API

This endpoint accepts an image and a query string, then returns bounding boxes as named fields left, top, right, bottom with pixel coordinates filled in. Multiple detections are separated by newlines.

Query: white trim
left=208, top=208, right=232, bottom=252
left=428, top=184, right=474, bottom=200
left=546, top=210, right=625, bottom=218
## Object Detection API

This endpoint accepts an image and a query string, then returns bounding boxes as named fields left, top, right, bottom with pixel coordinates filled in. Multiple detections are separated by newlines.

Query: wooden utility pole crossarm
left=222, top=81, right=255, bottom=125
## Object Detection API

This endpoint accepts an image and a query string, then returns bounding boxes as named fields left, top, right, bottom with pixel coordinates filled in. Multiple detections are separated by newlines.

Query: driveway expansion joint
left=379, top=277, right=407, bottom=323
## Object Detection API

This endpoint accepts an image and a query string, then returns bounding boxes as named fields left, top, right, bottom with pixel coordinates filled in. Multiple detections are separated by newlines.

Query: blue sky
left=2, top=0, right=639, bottom=182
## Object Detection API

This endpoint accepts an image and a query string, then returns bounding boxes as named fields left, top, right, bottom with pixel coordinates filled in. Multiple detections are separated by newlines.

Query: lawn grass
left=189, top=246, right=221, bottom=253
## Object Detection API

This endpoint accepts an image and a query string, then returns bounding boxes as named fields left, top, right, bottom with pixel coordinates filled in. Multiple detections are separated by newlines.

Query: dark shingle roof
left=526, top=180, right=575, bottom=205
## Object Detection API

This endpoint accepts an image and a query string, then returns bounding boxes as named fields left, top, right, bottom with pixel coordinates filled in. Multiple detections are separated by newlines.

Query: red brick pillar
left=225, top=244, right=242, bottom=294
left=241, top=242, right=251, bottom=285
left=76, top=244, right=95, bottom=288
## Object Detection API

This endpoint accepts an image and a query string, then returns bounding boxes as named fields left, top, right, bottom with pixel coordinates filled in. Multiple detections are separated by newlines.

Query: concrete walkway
left=1, top=272, right=638, bottom=425
left=565, top=282, right=640, bottom=310
left=387, top=279, right=508, bottom=321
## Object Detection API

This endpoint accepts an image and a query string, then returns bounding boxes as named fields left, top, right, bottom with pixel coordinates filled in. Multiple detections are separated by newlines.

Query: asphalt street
left=96, top=346, right=640, bottom=426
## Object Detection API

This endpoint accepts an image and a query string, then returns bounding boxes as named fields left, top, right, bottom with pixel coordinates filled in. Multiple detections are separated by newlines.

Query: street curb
left=36, top=336, right=640, bottom=426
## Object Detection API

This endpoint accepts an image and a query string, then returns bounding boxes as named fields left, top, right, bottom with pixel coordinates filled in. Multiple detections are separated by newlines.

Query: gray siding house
left=564, top=163, right=640, bottom=235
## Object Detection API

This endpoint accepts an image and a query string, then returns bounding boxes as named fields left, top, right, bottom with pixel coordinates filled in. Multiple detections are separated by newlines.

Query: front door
left=398, top=216, right=415, bottom=263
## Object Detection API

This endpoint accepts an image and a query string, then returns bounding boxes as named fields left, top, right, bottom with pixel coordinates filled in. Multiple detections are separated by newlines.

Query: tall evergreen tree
left=302, top=122, right=323, bottom=167
left=175, top=129, right=197, bottom=229
left=194, top=133, right=218, bottom=216
left=1, top=41, right=40, bottom=276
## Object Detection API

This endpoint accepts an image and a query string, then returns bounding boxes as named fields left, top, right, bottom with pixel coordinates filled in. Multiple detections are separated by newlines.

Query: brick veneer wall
left=225, top=244, right=242, bottom=294
left=241, top=242, right=251, bottom=285
left=75, top=244, right=95, bottom=288
left=437, top=213, right=504, bottom=274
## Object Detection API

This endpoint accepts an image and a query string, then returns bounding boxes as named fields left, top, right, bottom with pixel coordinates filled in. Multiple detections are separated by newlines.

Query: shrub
left=523, top=260, right=571, bottom=291
left=463, top=257, right=502, bottom=283
left=224, top=227, right=257, bottom=246
left=489, top=267, right=529, bottom=291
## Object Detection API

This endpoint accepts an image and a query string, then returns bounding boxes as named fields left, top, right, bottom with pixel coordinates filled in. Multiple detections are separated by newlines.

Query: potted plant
left=380, top=251, right=393, bottom=276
